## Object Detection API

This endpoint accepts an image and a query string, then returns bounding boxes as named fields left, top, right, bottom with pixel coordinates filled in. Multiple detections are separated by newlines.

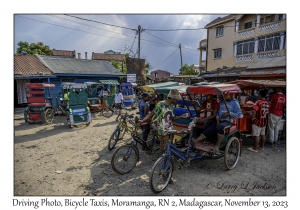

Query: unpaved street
left=14, top=110, right=286, bottom=196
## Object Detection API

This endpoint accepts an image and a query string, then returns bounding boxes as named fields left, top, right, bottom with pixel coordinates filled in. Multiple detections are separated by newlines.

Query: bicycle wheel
left=108, top=129, right=120, bottom=151
left=102, top=106, right=113, bottom=118
left=149, top=156, right=174, bottom=194
left=111, top=144, right=139, bottom=175
left=44, top=109, right=54, bottom=124
left=224, top=137, right=240, bottom=170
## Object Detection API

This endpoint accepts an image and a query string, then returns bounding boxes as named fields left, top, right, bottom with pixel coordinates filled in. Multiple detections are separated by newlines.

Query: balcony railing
left=238, top=28, right=255, bottom=38
left=236, top=19, right=285, bottom=39
left=256, top=51, right=279, bottom=59
left=259, top=22, right=281, bottom=33
left=235, top=54, right=253, bottom=62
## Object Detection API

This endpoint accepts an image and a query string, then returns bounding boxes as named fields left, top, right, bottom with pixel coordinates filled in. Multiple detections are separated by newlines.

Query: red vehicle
left=24, top=83, right=56, bottom=124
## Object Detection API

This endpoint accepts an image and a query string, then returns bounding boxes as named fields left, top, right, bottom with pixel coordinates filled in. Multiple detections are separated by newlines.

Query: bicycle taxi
left=62, top=83, right=92, bottom=128
left=149, top=83, right=243, bottom=193
left=85, top=82, right=113, bottom=118
left=24, top=83, right=55, bottom=124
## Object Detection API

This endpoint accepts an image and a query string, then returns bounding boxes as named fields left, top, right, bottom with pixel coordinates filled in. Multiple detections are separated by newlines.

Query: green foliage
left=180, top=64, right=198, bottom=75
left=16, top=41, right=53, bottom=55
left=110, top=59, right=127, bottom=74
left=145, top=63, right=150, bottom=75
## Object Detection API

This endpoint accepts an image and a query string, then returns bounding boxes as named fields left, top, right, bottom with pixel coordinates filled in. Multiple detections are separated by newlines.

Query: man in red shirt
left=247, top=89, right=270, bottom=152
left=191, top=94, right=220, bottom=143
left=267, top=87, right=286, bottom=146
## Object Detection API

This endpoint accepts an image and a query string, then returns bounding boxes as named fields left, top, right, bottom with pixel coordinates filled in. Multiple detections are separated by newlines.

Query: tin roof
left=92, top=53, right=125, bottom=61
left=14, top=54, right=53, bottom=77
left=246, top=56, right=286, bottom=69
left=205, top=14, right=235, bottom=28
left=35, top=55, right=125, bottom=76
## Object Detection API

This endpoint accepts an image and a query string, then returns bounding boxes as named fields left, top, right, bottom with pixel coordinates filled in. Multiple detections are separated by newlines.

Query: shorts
left=252, top=124, right=266, bottom=136
left=115, top=103, right=122, bottom=109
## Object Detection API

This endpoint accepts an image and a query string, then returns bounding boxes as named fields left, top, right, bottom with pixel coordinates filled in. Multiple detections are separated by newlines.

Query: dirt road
left=14, top=111, right=286, bottom=196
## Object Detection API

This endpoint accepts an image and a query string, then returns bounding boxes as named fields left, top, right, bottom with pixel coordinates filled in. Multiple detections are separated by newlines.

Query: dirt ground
left=14, top=110, right=286, bottom=196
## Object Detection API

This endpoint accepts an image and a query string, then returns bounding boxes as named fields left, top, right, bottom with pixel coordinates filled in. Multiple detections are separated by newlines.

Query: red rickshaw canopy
left=25, top=83, right=56, bottom=89
left=186, top=84, right=242, bottom=95
left=225, top=79, right=286, bottom=90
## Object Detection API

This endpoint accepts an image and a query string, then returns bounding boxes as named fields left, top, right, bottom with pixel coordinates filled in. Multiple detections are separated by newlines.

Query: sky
left=5, top=0, right=299, bottom=208
left=14, top=14, right=226, bottom=75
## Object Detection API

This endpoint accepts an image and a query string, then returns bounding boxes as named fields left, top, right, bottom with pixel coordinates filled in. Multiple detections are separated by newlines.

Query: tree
left=16, top=41, right=53, bottom=55
left=145, top=63, right=150, bottom=75
left=180, top=64, right=198, bottom=75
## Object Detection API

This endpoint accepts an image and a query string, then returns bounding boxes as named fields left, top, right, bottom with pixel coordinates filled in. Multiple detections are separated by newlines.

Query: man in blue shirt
left=195, top=92, right=243, bottom=154
left=139, top=92, right=151, bottom=151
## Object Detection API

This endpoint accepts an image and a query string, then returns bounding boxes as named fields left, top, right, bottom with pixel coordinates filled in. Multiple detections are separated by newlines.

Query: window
left=244, top=22, right=253, bottom=29
left=265, top=15, right=275, bottom=23
left=214, top=49, right=222, bottom=59
left=236, top=39, right=255, bottom=55
left=216, top=27, right=224, bottom=37
left=154, top=73, right=158, bottom=77
left=258, top=34, right=282, bottom=52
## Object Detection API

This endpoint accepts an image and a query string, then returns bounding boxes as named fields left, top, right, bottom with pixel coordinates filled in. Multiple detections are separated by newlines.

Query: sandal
left=258, top=146, right=264, bottom=150
left=247, top=147, right=258, bottom=153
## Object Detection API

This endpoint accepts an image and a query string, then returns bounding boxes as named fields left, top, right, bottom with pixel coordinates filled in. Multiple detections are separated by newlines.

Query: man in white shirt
left=114, top=90, right=124, bottom=121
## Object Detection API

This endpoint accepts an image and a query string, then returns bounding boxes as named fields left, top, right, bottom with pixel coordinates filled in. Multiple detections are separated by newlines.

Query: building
left=14, top=54, right=125, bottom=107
left=52, top=49, right=76, bottom=58
left=150, top=69, right=170, bottom=82
left=200, top=14, right=286, bottom=77
left=92, top=51, right=126, bottom=62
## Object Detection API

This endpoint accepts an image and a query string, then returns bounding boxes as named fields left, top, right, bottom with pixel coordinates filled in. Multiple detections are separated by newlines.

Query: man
left=60, top=89, right=70, bottom=110
left=138, top=92, right=151, bottom=151
left=247, top=89, right=270, bottom=152
left=139, top=89, right=189, bottom=151
left=194, top=92, right=243, bottom=154
left=267, top=87, right=286, bottom=146
left=192, top=94, right=220, bottom=128
left=114, top=90, right=124, bottom=121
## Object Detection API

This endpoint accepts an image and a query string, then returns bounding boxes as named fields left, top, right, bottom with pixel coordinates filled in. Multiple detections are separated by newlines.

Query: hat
left=142, top=92, right=150, bottom=98
left=167, top=89, right=181, bottom=100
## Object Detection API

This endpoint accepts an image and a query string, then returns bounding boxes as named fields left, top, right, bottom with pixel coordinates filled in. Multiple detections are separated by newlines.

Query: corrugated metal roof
left=35, top=55, right=125, bottom=76
left=240, top=68, right=286, bottom=75
left=92, top=53, right=125, bottom=61
left=246, top=56, right=286, bottom=69
left=205, top=14, right=235, bottom=28
left=14, top=54, right=53, bottom=77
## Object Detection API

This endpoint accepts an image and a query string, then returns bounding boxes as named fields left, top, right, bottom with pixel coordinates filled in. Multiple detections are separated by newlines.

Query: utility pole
left=179, top=44, right=183, bottom=82
left=138, top=25, right=141, bottom=59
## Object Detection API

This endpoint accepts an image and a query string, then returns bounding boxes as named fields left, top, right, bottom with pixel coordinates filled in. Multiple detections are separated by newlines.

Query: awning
left=99, top=80, right=119, bottom=85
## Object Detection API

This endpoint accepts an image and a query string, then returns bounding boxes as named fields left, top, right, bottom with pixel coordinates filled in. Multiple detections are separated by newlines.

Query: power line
left=64, top=14, right=136, bottom=31
left=16, top=15, right=180, bottom=49
left=144, top=31, right=178, bottom=47
left=152, top=48, right=179, bottom=68
left=49, top=15, right=178, bottom=48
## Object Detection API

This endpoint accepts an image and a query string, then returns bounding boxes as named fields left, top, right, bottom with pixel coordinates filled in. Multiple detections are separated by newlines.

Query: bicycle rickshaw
left=85, top=82, right=113, bottom=118
left=62, top=83, right=92, bottom=128
left=149, top=83, right=243, bottom=194
left=24, top=83, right=56, bottom=124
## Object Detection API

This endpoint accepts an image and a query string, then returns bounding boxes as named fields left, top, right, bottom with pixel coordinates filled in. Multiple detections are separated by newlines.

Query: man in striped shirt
left=247, top=89, right=270, bottom=152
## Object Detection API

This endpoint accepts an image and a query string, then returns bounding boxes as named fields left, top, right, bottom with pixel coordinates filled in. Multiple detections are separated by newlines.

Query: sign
left=127, top=74, right=136, bottom=83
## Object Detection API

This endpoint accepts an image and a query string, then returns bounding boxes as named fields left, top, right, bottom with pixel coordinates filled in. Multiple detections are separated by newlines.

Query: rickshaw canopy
left=26, top=83, right=56, bottom=89
left=84, top=82, right=103, bottom=87
left=226, top=79, right=286, bottom=90
left=142, top=82, right=179, bottom=93
left=99, top=80, right=119, bottom=85
left=120, top=82, right=132, bottom=87
left=156, top=85, right=190, bottom=95
left=187, top=84, right=242, bottom=95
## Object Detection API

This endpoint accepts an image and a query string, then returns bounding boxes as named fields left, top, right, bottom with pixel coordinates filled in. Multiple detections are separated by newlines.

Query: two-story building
left=200, top=14, right=286, bottom=80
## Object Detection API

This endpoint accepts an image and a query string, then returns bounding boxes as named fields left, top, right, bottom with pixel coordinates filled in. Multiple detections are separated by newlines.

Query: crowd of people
left=134, top=86, right=286, bottom=154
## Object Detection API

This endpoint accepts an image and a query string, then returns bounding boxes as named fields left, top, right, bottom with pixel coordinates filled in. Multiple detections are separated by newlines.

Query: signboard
left=127, top=74, right=136, bottom=83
